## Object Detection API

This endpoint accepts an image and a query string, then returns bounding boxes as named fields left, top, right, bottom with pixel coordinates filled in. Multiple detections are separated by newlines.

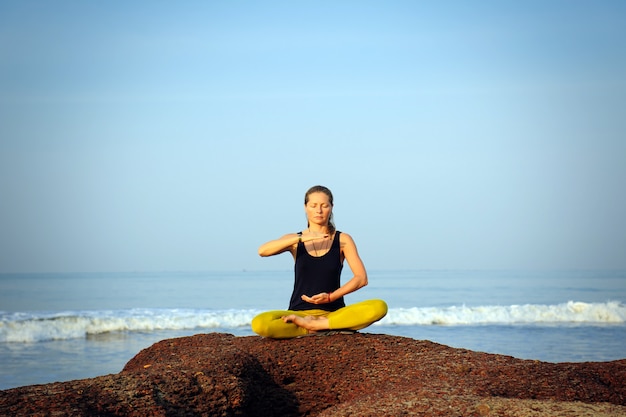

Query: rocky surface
left=1, top=333, right=625, bottom=416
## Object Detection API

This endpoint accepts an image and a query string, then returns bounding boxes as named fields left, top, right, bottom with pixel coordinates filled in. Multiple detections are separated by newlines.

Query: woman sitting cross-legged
left=251, top=185, right=387, bottom=339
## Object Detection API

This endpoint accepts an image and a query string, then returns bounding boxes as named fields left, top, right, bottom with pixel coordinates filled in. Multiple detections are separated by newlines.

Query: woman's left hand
left=301, top=292, right=331, bottom=304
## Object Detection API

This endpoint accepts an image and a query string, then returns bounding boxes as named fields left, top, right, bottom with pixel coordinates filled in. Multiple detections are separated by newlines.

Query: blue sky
left=1, top=1, right=625, bottom=273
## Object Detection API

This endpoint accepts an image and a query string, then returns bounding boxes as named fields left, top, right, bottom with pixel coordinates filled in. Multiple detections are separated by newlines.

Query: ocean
left=1, top=269, right=625, bottom=391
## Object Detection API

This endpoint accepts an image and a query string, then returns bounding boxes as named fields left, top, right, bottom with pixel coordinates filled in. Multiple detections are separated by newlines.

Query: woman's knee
left=251, top=313, right=271, bottom=337
left=353, top=299, right=387, bottom=324
left=373, top=299, right=388, bottom=317
left=359, top=299, right=388, bottom=322
left=252, top=311, right=295, bottom=338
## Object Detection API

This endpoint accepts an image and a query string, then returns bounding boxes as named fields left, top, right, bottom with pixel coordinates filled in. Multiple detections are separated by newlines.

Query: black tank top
left=288, top=231, right=345, bottom=311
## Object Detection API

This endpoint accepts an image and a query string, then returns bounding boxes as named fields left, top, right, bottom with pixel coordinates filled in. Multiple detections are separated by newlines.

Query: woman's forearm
left=258, top=231, right=328, bottom=257
left=258, top=234, right=300, bottom=257
left=330, top=273, right=368, bottom=301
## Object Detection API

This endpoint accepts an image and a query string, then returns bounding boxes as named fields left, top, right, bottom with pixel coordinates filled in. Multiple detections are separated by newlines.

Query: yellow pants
left=251, top=299, right=388, bottom=339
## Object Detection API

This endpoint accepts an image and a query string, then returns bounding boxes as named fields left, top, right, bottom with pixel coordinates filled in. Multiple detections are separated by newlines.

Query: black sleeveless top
left=288, top=231, right=345, bottom=311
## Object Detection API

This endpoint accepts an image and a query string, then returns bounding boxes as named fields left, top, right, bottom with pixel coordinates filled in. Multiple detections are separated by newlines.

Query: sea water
left=1, top=270, right=625, bottom=390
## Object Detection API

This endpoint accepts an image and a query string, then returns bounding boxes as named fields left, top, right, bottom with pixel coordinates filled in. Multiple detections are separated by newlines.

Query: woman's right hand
left=302, top=231, right=329, bottom=242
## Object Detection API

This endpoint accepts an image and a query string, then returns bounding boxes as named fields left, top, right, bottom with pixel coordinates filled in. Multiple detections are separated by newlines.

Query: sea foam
left=1, top=301, right=624, bottom=343
left=383, top=300, right=626, bottom=326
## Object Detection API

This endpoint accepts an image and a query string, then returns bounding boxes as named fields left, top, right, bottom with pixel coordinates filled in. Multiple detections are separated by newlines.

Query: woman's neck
left=308, top=225, right=329, bottom=234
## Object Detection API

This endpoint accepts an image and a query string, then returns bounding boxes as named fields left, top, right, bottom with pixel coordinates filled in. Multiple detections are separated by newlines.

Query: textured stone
left=1, top=333, right=625, bottom=416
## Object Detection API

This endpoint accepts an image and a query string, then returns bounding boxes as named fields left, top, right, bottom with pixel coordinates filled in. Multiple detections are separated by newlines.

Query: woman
left=251, top=185, right=388, bottom=338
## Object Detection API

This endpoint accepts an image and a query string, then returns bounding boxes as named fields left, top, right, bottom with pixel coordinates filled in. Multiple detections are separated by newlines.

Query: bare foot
left=281, top=315, right=329, bottom=331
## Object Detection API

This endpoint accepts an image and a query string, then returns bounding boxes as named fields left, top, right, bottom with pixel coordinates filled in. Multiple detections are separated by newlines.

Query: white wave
left=378, top=300, right=626, bottom=326
left=0, top=308, right=260, bottom=343
left=1, top=301, right=624, bottom=343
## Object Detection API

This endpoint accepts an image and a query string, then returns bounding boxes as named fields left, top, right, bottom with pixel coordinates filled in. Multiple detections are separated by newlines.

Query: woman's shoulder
left=337, top=231, right=356, bottom=244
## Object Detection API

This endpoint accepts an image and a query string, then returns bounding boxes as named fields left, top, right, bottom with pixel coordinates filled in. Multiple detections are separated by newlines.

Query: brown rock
left=1, top=333, right=625, bottom=416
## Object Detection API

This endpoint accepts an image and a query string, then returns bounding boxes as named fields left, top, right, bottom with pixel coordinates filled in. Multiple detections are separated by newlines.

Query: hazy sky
left=1, top=1, right=625, bottom=273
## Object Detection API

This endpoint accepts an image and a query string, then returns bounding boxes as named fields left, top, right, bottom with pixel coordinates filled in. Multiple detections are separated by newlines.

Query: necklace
left=309, top=228, right=330, bottom=256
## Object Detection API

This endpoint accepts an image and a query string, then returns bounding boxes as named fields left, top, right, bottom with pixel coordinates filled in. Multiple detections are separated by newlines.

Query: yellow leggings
left=251, top=299, right=388, bottom=339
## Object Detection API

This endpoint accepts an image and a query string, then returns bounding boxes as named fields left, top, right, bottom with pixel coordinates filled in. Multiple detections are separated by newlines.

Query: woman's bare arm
left=333, top=232, right=368, bottom=298
left=258, top=233, right=300, bottom=257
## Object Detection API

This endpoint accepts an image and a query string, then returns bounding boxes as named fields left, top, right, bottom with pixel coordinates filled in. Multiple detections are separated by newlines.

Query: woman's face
left=305, top=192, right=333, bottom=227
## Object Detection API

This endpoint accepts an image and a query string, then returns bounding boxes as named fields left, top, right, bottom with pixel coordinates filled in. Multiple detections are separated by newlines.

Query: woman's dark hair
left=304, top=185, right=336, bottom=235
